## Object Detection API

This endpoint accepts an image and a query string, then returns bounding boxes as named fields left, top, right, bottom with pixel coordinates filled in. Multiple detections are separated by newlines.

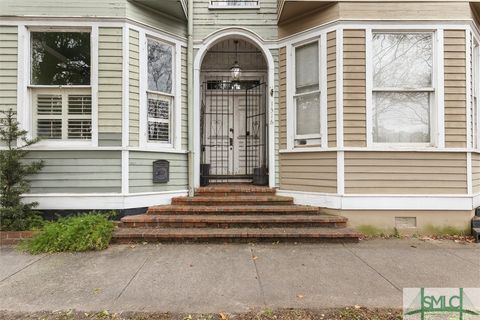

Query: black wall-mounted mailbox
left=153, top=160, right=169, bottom=183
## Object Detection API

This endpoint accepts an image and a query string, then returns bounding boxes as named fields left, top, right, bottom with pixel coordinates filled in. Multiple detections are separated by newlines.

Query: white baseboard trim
left=277, top=190, right=475, bottom=211
left=23, top=190, right=188, bottom=210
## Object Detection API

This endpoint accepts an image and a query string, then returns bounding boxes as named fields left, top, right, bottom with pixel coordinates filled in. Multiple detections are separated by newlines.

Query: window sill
left=208, top=5, right=260, bottom=9
left=28, top=140, right=95, bottom=149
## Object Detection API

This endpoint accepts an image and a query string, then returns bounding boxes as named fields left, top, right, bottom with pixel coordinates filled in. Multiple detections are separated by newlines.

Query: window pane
left=373, top=92, right=430, bottom=143
left=148, top=39, right=173, bottom=93
left=68, top=120, right=92, bottom=139
left=296, top=92, right=320, bottom=136
left=295, top=42, right=319, bottom=94
left=148, top=122, right=170, bottom=142
left=31, top=32, right=90, bottom=85
left=37, top=119, right=62, bottom=139
left=373, top=33, right=432, bottom=88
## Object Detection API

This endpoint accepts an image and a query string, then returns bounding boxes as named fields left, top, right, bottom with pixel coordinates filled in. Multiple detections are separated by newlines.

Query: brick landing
left=113, top=184, right=360, bottom=243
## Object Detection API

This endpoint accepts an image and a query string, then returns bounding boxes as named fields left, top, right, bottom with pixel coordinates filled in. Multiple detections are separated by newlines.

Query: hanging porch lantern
left=230, top=40, right=242, bottom=81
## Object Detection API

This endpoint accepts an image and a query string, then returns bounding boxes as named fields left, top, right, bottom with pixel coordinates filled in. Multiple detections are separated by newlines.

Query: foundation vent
left=395, top=217, right=417, bottom=229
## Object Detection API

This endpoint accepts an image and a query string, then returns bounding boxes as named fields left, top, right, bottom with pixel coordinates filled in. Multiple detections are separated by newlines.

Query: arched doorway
left=199, top=37, right=269, bottom=186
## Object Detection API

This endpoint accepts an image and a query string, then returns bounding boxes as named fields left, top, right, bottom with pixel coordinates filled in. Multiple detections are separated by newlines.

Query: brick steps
left=112, top=227, right=360, bottom=243
left=147, top=205, right=320, bottom=215
left=172, top=195, right=294, bottom=206
left=120, top=214, right=347, bottom=228
left=113, top=184, right=360, bottom=243
left=195, top=185, right=275, bottom=197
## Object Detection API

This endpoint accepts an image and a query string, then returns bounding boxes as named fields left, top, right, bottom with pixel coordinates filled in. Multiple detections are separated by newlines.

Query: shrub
left=19, top=213, right=115, bottom=254
left=0, top=108, right=44, bottom=231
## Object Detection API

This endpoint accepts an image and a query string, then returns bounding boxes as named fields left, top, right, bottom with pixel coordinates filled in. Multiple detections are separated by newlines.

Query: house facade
left=1, top=0, right=479, bottom=232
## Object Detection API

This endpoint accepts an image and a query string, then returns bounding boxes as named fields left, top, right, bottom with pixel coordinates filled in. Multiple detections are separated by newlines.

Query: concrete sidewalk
left=0, top=239, right=478, bottom=313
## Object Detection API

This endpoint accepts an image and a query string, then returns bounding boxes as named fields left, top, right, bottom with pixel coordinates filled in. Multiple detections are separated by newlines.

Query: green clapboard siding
left=129, top=28, right=140, bottom=147
left=0, top=26, right=17, bottom=113
left=181, top=46, right=188, bottom=150
left=126, top=2, right=187, bottom=38
left=26, top=151, right=122, bottom=193
left=193, top=0, right=277, bottom=41
left=0, top=0, right=126, bottom=17
left=98, top=27, right=123, bottom=146
left=129, top=151, right=188, bottom=193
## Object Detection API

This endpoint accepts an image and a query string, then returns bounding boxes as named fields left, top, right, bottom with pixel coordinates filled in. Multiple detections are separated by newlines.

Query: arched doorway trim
left=193, top=28, right=276, bottom=188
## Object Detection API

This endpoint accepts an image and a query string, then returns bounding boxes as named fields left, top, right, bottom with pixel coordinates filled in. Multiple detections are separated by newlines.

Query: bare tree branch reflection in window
left=148, top=39, right=172, bottom=94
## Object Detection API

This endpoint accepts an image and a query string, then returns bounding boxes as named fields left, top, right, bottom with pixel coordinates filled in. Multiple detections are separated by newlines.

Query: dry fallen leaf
left=219, top=312, right=229, bottom=320
left=297, top=294, right=304, bottom=299
left=252, top=256, right=258, bottom=260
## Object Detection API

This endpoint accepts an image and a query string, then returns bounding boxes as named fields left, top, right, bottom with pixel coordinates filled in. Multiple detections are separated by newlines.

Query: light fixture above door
left=230, top=40, right=242, bottom=81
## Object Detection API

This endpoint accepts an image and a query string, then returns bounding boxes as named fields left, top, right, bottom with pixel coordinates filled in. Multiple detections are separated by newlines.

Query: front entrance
left=200, top=79, right=268, bottom=185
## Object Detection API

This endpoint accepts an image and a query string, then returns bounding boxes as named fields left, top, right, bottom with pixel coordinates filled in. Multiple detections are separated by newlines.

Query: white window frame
left=368, top=30, right=437, bottom=148
left=26, top=26, right=97, bottom=148
left=139, top=31, right=182, bottom=151
left=209, top=0, right=260, bottom=9
left=290, top=37, right=323, bottom=147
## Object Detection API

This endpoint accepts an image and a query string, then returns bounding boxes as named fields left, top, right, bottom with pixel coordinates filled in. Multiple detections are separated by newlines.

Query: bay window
left=294, top=40, right=321, bottom=146
left=30, top=31, right=92, bottom=141
left=146, top=38, right=174, bottom=144
left=372, top=32, right=434, bottom=144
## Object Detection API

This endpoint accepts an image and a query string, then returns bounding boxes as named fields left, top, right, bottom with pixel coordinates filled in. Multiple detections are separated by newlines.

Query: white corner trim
left=365, top=28, right=373, bottom=147
left=23, top=190, right=188, bottom=210
left=122, top=26, right=130, bottom=148
left=277, top=190, right=474, bottom=211
left=285, top=44, right=294, bottom=150
left=466, top=28, right=473, bottom=149
left=91, top=25, right=99, bottom=147
left=436, top=28, right=445, bottom=148
left=174, top=42, right=182, bottom=150
left=336, top=28, right=344, bottom=148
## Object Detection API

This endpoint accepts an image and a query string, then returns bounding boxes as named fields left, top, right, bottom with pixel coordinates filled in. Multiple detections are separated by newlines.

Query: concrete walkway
left=0, top=239, right=479, bottom=313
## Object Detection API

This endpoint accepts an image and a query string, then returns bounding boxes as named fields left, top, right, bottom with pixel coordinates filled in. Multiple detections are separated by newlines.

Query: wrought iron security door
left=200, top=80, right=267, bottom=184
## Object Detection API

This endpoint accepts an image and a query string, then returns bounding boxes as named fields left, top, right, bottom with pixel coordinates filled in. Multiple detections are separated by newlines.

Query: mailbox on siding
left=153, top=160, right=169, bottom=183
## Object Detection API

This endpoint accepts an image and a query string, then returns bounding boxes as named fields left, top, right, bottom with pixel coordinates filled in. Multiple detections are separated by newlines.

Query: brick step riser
left=120, top=222, right=348, bottom=229
left=171, top=200, right=294, bottom=206
left=146, top=209, right=319, bottom=215
left=194, top=192, right=276, bottom=197
left=112, top=236, right=359, bottom=244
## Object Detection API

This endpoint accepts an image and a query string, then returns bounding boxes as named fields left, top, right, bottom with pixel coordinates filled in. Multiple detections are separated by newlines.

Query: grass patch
left=18, top=212, right=115, bottom=254
left=422, top=225, right=469, bottom=236
left=357, top=225, right=389, bottom=238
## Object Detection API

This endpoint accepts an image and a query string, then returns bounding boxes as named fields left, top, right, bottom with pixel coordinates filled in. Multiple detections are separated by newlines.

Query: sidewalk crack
left=250, top=246, right=267, bottom=306
left=343, top=243, right=402, bottom=292
left=114, top=256, right=149, bottom=302
left=0, top=254, right=46, bottom=283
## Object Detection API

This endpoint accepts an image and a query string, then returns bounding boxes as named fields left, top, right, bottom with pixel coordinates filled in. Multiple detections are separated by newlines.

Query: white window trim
left=139, top=31, right=182, bottom=152
left=367, top=30, right=437, bottom=148
left=208, top=0, right=260, bottom=9
left=287, top=36, right=326, bottom=149
left=25, top=26, right=98, bottom=148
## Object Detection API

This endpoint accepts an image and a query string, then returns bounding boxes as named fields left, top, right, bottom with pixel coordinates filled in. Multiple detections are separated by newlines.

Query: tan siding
left=129, top=29, right=139, bottom=147
left=344, top=152, right=468, bottom=194
left=98, top=27, right=123, bottom=142
left=279, top=47, right=287, bottom=150
left=338, top=2, right=473, bottom=21
left=343, top=30, right=366, bottom=147
left=327, top=31, right=336, bottom=148
left=473, top=152, right=480, bottom=194
left=444, top=30, right=467, bottom=148
left=278, top=3, right=339, bottom=38
left=0, top=26, right=17, bottom=113
left=280, top=152, right=337, bottom=193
